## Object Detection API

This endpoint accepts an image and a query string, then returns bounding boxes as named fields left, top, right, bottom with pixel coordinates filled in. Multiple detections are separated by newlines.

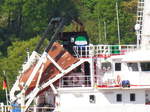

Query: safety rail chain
left=73, top=45, right=137, bottom=58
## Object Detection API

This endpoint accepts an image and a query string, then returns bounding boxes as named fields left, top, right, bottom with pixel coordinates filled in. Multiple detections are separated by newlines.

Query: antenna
left=104, top=21, right=107, bottom=41
left=116, top=2, right=121, bottom=45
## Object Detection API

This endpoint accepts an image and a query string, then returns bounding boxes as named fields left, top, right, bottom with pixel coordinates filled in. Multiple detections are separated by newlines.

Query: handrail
left=73, top=45, right=137, bottom=58
left=59, top=75, right=91, bottom=87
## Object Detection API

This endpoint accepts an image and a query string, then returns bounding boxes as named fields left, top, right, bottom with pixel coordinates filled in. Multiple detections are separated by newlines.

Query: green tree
left=0, top=36, right=49, bottom=88
left=76, top=0, right=137, bottom=44
left=0, top=0, right=79, bottom=56
left=120, top=0, right=138, bottom=44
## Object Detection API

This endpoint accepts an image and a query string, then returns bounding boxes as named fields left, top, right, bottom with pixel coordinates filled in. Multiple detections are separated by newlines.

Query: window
left=89, top=95, right=96, bottom=103
left=115, top=63, right=121, bottom=71
left=140, top=62, right=150, bottom=71
left=116, top=94, right=122, bottom=102
left=101, top=62, right=111, bottom=71
left=127, top=63, right=139, bottom=71
left=130, top=93, right=136, bottom=101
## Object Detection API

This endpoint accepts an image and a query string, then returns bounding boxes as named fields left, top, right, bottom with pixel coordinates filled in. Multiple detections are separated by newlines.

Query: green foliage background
left=0, top=0, right=137, bottom=102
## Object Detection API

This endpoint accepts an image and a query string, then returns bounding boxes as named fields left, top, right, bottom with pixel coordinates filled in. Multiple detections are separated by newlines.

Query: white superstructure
left=141, top=0, right=150, bottom=49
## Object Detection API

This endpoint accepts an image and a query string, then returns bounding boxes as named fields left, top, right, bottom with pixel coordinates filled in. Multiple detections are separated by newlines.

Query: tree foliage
left=0, top=0, right=78, bottom=56
left=77, top=0, right=137, bottom=44
left=0, top=36, right=40, bottom=89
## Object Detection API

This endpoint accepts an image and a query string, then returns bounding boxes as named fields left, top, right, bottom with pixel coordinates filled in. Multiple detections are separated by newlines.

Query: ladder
left=136, top=0, right=144, bottom=46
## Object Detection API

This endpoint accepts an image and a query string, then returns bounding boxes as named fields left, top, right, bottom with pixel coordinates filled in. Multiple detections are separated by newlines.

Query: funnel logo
left=75, top=36, right=87, bottom=45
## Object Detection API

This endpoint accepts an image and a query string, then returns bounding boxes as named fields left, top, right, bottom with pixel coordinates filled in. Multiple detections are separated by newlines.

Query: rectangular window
left=140, top=62, right=150, bottom=71
left=101, top=62, right=112, bottom=71
left=130, top=93, right=136, bottom=101
left=116, top=94, right=122, bottom=102
left=115, top=63, right=121, bottom=71
left=127, top=63, right=139, bottom=71
left=89, top=95, right=96, bottom=103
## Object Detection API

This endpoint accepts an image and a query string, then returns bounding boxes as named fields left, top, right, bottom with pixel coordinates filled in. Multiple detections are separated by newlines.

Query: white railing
left=73, top=45, right=137, bottom=58
left=1, top=103, right=150, bottom=112
left=59, top=75, right=117, bottom=88
left=59, top=75, right=91, bottom=87
left=0, top=104, right=55, bottom=112
left=0, top=104, right=10, bottom=112
left=28, top=106, right=55, bottom=112
left=59, top=74, right=150, bottom=89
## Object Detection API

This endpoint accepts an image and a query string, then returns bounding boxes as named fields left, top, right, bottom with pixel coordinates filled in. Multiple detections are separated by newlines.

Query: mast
left=104, top=21, right=107, bottom=41
left=116, top=2, right=121, bottom=45
left=139, top=0, right=150, bottom=49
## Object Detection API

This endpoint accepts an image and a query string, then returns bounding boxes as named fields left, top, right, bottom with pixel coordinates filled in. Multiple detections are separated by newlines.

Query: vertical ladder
left=136, top=0, right=144, bottom=46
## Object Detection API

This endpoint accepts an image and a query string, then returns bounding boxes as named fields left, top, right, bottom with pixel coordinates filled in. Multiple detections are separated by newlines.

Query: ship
left=1, top=0, right=150, bottom=112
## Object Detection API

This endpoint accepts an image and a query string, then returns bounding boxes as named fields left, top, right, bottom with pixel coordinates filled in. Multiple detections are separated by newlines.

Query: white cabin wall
left=116, top=62, right=141, bottom=85
left=58, top=89, right=146, bottom=112
left=141, top=0, right=150, bottom=49
left=95, top=58, right=104, bottom=85
left=121, top=63, right=132, bottom=81
left=59, top=92, right=101, bottom=112
left=139, top=72, right=150, bottom=85
left=59, top=91, right=116, bottom=112
left=103, top=89, right=145, bottom=104
left=122, top=62, right=150, bottom=85
left=89, top=59, right=95, bottom=87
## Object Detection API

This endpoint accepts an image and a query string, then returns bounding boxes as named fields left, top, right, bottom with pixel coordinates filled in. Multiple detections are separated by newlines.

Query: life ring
left=116, top=75, right=121, bottom=85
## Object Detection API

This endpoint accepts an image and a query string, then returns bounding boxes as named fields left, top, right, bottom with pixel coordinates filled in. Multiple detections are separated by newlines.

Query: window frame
left=89, top=95, right=96, bottom=103
left=140, top=62, right=150, bottom=71
left=130, top=93, right=136, bottom=102
left=115, top=63, right=121, bottom=71
left=127, top=63, right=139, bottom=71
left=116, top=94, right=122, bottom=102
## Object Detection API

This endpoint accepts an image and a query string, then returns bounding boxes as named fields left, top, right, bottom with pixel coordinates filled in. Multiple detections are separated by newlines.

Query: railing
left=59, top=75, right=91, bottom=88
left=27, top=106, right=55, bottom=112
left=0, top=104, right=10, bottom=112
left=0, top=104, right=55, bottom=112
left=59, top=75, right=117, bottom=88
left=2, top=104, right=150, bottom=112
left=73, top=45, right=137, bottom=58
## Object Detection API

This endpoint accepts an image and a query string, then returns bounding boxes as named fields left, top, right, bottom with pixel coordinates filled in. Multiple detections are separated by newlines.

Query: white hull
left=55, top=88, right=150, bottom=112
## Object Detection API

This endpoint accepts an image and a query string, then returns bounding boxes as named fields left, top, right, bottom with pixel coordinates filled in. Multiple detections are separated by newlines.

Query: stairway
left=136, top=0, right=144, bottom=43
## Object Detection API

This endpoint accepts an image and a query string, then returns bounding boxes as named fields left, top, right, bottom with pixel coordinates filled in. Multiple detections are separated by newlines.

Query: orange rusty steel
left=19, top=42, right=79, bottom=95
